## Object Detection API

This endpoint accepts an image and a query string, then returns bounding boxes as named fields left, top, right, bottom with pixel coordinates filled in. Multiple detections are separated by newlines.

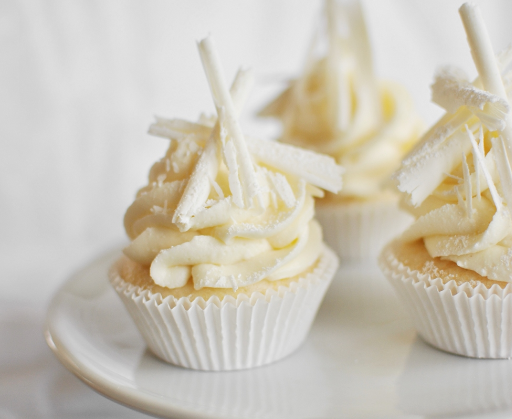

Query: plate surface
left=45, top=250, right=512, bottom=419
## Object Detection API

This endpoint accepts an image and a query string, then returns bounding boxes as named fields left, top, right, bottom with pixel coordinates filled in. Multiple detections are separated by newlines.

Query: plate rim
left=44, top=250, right=226, bottom=419
left=45, top=249, right=512, bottom=419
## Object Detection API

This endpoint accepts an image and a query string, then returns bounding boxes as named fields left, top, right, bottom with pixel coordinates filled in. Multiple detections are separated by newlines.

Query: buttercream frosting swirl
left=395, top=43, right=512, bottom=282
left=123, top=37, right=343, bottom=291
left=260, top=0, right=422, bottom=198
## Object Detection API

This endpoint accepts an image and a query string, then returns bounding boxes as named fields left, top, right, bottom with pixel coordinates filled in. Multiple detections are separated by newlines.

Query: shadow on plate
left=134, top=342, right=330, bottom=419
left=397, top=337, right=512, bottom=418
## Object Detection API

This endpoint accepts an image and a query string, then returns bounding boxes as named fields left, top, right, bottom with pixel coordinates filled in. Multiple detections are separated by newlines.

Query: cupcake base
left=109, top=245, right=339, bottom=370
left=379, top=239, right=512, bottom=359
left=315, top=195, right=413, bottom=263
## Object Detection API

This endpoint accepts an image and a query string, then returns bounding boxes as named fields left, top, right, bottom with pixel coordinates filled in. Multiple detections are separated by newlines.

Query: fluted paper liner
left=379, top=242, right=512, bottom=358
left=109, top=245, right=338, bottom=370
left=316, top=198, right=413, bottom=263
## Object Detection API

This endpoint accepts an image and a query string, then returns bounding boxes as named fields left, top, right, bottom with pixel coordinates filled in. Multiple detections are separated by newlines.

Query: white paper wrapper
left=315, top=198, right=413, bottom=263
left=379, top=242, right=512, bottom=358
left=109, top=245, right=338, bottom=371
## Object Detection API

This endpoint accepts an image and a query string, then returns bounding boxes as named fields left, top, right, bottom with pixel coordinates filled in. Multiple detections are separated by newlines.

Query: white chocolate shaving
left=471, top=106, right=507, bottom=132
left=431, top=66, right=509, bottom=131
left=148, top=117, right=213, bottom=141
left=472, top=131, right=481, bottom=200
left=466, top=125, right=502, bottom=210
left=460, top=2, right=512, bottom=155
left=247, top=137, right=343, bottom=193
left=444, top=172, right=463, bottom=181
left=209, top=175, right=224, bottom=199
left=268, top=172, right=296, bottom=208
left=123, top=35, right=343, bottom=291
left=228, top=68, right=255, bottom=113
left=402, top=109, right=473, bottom=167
left=222, top=127, right=244, bottom=208
left=461, top=151, right=473, bottom=217
left=325, top=0, right=350, bottom=131
left=173, top=68, right=255, bottom=231
left=172, top=134, right=219, bottom=230
left=213, top=179, right=308, bottom=243
left=198, top=36, right=260, bottom=207
left=395, top=3, right=512, bottom=282
left=491, top=136, right=512, bottom=218
left=395, top=126, right=473, bottom=206
left=460, top=3, right=510, bottom=101
left=258, top=0, right=416, bottom=199
left=148, top=123, right=344, bottom=195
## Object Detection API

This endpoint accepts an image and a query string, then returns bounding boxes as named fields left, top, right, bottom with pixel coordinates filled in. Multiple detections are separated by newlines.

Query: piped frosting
left=123, top=36, right=343, bottom=290
left=260, top=0, right=422, bottom=198
left=395, top=3, right=512, bottom=282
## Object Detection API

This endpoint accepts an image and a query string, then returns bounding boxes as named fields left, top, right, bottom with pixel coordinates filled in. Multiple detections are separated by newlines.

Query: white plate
left=45, top=250, right=512, bottom=419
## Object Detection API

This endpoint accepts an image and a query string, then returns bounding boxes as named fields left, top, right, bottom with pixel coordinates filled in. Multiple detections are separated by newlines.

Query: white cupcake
left=380, top=239, right=512, bottom=358
left=380, top=3, right=512, bottom=358
left=260, top=0, right=422, bottom=262
left=110, top=36, right=343, bottom=370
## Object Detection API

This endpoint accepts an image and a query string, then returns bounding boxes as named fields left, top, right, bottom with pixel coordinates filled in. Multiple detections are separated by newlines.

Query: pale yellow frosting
left=124, top=118, right=342, bottom=291
left=395, top=58, right=512, bottom=282
left=123, top=36, right=343, bottom=291
left=260, top=1, right=422, bottom=199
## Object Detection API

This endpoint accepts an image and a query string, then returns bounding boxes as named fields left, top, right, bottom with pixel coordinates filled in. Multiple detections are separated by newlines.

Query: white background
left=3, top=0, right=512, bottom=304
left=3, top=1, right=512, bottom=417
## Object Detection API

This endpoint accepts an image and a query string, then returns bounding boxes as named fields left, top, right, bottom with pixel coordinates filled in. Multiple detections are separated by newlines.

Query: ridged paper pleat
left=379, top=243, right=512, bottom=358
left=316, top=199, right=413, bottom=263
left=110, top=246, right=338, bottom=370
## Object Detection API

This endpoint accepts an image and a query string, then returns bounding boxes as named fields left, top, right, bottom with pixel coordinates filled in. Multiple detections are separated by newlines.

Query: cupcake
left=259, top=0, right=423, bottom=262
left=109, top=36, right=343, bottom=370
left=380, top=3, right=512, bottom=358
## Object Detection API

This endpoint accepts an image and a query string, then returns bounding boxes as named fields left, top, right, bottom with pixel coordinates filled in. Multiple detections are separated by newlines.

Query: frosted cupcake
left=109, top=37, right=343, bottom=370
left=260, top=0, right=423, bottom=262
left=380, top=3, right=512, bottom=358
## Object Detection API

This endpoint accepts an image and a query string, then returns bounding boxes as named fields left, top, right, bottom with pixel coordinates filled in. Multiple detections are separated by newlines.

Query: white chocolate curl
left=259, top=0, right=422, bottom=198
left=395, top=2, right=512, bottom=282
left=123, top=36, right=343, bottom=290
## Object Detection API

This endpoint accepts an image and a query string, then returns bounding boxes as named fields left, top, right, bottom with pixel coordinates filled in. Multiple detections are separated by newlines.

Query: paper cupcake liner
left=379, top=242, right=512, bottom=358
left=109, top=245, right=338, bottom=371
left=315, top=198, right=413, bottom=263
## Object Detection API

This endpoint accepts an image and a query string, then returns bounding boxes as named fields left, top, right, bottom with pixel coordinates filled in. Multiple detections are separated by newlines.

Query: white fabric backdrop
left=4, top=1, right=512, bottom=418
left=2, top=0, right=512, bottom=303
